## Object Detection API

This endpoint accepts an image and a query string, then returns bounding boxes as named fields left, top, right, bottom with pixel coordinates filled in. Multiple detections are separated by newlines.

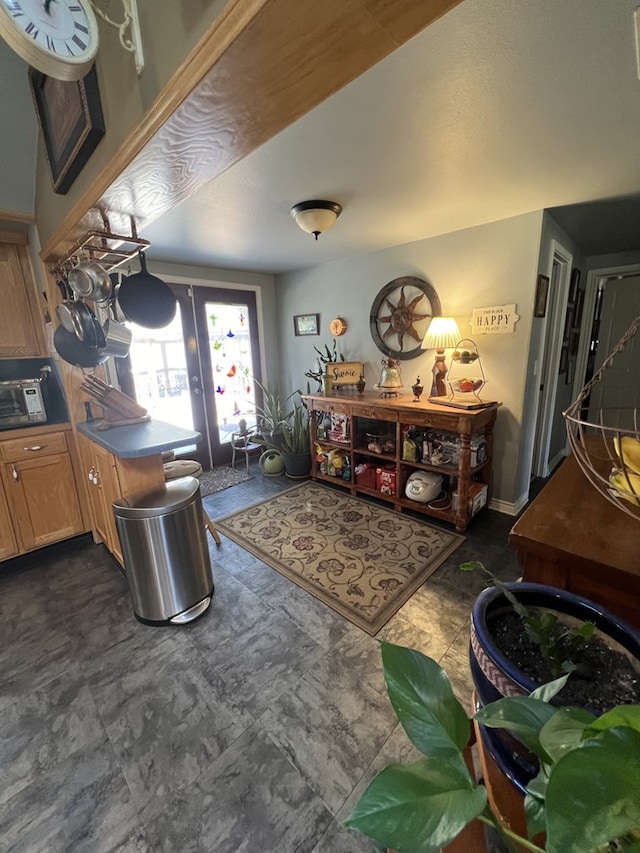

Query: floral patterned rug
left=216, top=482, right=464, bottom=635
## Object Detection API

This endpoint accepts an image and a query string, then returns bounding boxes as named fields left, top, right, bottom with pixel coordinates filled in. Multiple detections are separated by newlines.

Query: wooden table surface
left=509, top=452, right=640, bottom=628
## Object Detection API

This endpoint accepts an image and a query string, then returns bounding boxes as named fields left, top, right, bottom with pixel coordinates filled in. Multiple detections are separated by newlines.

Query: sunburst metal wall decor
left=369, top=276, right=442, bottom=360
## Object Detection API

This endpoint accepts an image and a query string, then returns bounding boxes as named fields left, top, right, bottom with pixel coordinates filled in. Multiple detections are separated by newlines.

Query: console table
left=509, top=452, right=640, bottom=628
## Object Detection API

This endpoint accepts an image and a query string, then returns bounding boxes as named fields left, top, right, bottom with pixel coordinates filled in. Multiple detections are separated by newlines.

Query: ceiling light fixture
left=290, top=200, right=342, bottom=240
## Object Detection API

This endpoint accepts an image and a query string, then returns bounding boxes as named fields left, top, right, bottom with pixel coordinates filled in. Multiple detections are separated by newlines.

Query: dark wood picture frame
left=559, top=345, right=568, bottom=374
left=293, top=313, right=320, bottom=336
left=29, top=65, right=105, bottom=195
left=566, top=357, right=575, bottom=386
left=563, top=304, right=574, bottom=344
left=534, top=274, right=550, bottom=318
left=574, top=287, right=585, bottom=327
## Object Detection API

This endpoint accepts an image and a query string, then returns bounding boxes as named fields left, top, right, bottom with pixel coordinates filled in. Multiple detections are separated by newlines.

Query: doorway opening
left=117, top=282, right=262, bottom=470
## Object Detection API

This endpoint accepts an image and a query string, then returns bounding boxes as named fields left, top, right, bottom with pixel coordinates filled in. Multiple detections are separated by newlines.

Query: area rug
left=216, top=482, right=464, bottom=635
left=199, top=466, right=252, bottom=497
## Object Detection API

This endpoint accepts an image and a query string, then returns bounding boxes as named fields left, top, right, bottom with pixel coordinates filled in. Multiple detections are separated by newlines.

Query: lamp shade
left=291, top=200, right=342, bottom=239
left=421, top=316, right=461, bottom=351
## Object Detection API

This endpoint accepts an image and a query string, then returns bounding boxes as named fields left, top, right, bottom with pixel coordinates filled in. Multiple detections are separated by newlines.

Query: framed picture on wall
left=569, top=268, right=581, bottom=303
left=559, top=345, right=568, bottom=374
left=534, top=274, right=550, bottom=318
left=293, top=313, right=320, bottom=336
left=566, top=357, right=575, bottom=385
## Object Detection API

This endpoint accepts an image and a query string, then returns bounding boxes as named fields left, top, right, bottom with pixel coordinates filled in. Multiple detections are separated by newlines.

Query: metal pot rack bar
left=50, top=214, right=150, bottom=277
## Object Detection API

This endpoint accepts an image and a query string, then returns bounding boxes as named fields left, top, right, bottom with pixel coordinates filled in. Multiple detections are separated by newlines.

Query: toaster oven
left=0, top=379, right=47, bottom=428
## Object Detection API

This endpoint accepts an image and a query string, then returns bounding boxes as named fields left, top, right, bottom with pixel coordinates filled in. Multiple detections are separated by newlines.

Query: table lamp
left=421, top=317, right=461, bottom=396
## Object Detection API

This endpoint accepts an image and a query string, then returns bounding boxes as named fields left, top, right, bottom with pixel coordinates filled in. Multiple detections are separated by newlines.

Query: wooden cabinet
left=0, top=237, right=46, bottom=357
left=0, top=426, right=85, bottom=556
left=0, top=476, right=19, bottom=561
left=76, top=433, right=166, bottom=565
left=303, top=392, right=499, bottom=532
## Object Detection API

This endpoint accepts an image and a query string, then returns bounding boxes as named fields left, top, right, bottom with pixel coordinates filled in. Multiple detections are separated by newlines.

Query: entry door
left=122, top=284, right=261, bottom=469
left=187, top=285, right=261, bottom=466
left=588, top=275, right=640, bottom=420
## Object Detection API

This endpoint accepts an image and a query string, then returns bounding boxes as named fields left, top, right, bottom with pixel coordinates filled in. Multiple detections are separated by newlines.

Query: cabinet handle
left=22, top=445, right=44, bottom=452
left=88, top=467, right=96, bottom=485
left=11, top=464, right=18, bottom=482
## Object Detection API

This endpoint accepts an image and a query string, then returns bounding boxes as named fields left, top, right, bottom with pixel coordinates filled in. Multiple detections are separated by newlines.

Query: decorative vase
left=470, top=582, right=640, bottom=793
left=259, top=450, right=285, bottom=477
left=322, top=374, right=333, bottom=396
left=411, top=376, right=423, bottom=402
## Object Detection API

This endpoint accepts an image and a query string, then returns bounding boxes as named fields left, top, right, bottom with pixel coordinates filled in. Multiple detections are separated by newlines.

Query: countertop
left=77, top=419, right=201, bottom=458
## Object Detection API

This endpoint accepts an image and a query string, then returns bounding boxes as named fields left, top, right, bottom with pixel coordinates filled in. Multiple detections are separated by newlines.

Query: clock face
left=370, top=276, right=442, bottom=360
left=329, top=317, right=347, bottom=336
left=0, top=0, right=99, bottom=81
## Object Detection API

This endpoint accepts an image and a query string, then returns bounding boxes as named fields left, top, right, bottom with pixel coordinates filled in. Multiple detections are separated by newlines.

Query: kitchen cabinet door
left=0, top=475, right=19, bottom=561
left=6, top=452, right=84, bottom=550
left=0, top=241, right=46, bottom=357
left=77, top=435, right=123, bottom=564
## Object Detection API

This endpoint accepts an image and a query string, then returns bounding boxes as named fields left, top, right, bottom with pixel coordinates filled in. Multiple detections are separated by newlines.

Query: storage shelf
left=304, top=391, right=499, bottom=532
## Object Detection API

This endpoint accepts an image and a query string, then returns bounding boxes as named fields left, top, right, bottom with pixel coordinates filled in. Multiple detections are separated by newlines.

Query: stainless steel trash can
left=113, top=475, right=214, bottom=625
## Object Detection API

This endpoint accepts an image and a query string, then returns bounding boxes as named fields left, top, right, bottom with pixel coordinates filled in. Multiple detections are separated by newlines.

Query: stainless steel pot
left=102, top=317, right=132, bottom=358
left=68, top=261, right=112, bottom=302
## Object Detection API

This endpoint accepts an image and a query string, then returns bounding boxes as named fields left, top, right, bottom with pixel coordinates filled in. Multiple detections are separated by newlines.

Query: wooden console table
left=509, top=453, right=640, bottom=628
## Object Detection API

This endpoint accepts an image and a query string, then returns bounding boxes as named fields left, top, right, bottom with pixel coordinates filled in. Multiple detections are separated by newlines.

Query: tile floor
left=0, top=466, right=522, bottom=853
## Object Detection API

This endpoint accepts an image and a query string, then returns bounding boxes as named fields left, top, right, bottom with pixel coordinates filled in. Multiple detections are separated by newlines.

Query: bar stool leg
left=202, top=509, right=221, bottom=545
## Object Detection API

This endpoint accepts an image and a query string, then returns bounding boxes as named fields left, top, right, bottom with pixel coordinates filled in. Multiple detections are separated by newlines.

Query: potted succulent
left=345, top=641, right=640, bottom=853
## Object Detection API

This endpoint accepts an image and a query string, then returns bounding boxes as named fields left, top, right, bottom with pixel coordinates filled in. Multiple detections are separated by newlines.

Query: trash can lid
left=113, top=475, right=201, bottom=518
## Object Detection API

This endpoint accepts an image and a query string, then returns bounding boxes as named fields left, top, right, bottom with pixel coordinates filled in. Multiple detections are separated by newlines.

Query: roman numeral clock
left=0, top=0, right=99, bottom=81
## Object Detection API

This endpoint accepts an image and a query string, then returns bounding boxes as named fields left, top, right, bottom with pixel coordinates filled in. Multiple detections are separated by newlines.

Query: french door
left=120, top=283, right=262, bottom=469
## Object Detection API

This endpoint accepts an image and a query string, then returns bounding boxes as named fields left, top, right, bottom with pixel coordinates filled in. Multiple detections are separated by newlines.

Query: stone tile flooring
left=0, top=466, right=521, bottom=852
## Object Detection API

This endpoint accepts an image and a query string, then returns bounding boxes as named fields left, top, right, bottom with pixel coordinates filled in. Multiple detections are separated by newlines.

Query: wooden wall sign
left=326, top=361, right=364, bottom=386
left=471, top=304, right=519, bottom=334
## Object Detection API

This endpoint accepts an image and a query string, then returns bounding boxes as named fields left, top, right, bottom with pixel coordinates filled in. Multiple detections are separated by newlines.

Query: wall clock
left=329, top=317, right=347, bottom=336
left=370, top=276, right=442, bottom=360
left=0, top=0, right=99, bottom=81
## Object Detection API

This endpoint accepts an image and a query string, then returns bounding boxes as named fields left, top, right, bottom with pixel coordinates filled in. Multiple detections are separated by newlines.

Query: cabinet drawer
left=0, top=432, right=68, bottom=462
left=354, top=405, right=398, bottom=422
left=313, top=400, right=352, bottom=415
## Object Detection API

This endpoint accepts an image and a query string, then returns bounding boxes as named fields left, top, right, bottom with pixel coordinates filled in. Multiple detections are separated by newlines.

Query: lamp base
left=431, top=352, right=448, bottom=396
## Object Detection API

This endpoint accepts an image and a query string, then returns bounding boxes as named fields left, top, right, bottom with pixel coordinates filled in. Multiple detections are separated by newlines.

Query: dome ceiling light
left=290, top=200, right=343, bottom=240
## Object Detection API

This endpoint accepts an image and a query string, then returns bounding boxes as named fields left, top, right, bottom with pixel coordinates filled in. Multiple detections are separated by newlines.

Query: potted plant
left=304, top=338, right=345, bottom=392
left=280, top=396, right=311, bottom=478
left=252, top=378, right=296, bottom=450
left=345, top=641, right=640, bottom=853
left=463, top=562, right=640, bottom=793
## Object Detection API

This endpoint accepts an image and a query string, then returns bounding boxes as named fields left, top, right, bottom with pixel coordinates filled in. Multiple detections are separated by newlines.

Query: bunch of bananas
left=609, top=435, right=640, bottom=506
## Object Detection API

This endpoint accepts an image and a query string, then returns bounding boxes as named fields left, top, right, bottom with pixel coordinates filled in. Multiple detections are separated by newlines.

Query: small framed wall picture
left=293, top=313, right=320, bottom=336
left=29, top=65, right=105, bottom=195
left=534, top=274, right=550, bottom=318
left=569, top=268, right=581, bottom=303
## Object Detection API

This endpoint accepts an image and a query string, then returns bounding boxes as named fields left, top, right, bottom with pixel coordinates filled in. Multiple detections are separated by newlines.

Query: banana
left=613, top=435, right=640, bottom=476
left=609, top=469, right=640, bottom=506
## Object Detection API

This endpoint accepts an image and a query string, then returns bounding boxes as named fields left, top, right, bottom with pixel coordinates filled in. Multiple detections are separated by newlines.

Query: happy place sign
left=471, top=304, right=519, bottom=334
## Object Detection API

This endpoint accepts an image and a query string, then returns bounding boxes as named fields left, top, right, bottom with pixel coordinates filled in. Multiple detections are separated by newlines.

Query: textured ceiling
left=141, top=0, right=640, bottom=274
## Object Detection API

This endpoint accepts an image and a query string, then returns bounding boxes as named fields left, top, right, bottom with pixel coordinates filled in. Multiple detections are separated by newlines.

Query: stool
left=162, top=458, right=220, bottom=545
left=163, top=459, right=203, bottom=480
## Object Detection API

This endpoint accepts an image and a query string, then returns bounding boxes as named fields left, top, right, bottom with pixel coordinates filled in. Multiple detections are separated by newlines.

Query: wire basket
left=563, top=315, right=640, bottom=521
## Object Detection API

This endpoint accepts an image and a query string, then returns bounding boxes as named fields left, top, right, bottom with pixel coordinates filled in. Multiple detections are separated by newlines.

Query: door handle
left=11, top=464, right=18, bottom=482
left=22, top=445, right=44, bottom=451
left=193, top=388, right=201, bottom=395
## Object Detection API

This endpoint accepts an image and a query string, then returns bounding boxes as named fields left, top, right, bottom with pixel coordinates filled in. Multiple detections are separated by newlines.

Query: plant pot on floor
left=470, top=581, right=640, bottom=793
left=281, top=450, right=312, bottom=479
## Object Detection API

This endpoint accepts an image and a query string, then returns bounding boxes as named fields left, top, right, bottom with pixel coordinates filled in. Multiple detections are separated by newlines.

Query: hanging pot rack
left=50, top=214, right=150, bottom=278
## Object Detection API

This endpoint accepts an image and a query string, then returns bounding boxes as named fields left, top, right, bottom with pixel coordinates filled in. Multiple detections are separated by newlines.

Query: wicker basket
left=563, top=316, right=640, bottom=521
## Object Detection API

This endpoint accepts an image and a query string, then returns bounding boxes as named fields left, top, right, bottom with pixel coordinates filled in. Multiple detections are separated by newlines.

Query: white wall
left=0, top=42, right=37, bottom=214
left=276, top=210, right=544, bottom=509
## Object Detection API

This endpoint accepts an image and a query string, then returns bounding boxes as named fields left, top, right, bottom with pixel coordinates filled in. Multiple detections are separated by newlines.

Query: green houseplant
left=345, top=641, right=640, bottom=853
left=280, top=395, right=311, bottom=478
left=252, top=378, right=296, bottom=448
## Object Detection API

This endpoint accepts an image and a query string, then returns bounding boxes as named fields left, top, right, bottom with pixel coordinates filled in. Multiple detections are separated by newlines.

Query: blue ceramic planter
left=470, top=582, right=640, bottom=793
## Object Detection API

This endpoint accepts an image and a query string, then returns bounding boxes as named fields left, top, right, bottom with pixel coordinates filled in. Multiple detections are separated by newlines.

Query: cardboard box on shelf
left=452, top=482, right=488, bottom=516
left=376, top=464, right=397, bottom=495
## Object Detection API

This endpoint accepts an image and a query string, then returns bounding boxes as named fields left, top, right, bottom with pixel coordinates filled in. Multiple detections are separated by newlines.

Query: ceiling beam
left=42, top=0, right=463, bottom=262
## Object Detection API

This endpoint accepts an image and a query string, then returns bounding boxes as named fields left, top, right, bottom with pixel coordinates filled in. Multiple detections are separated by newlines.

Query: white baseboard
left=488, top=492, right=529, bottom=516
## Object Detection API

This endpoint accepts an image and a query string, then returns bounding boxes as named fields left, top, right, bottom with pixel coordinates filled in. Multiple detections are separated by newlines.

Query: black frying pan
left=117, top=252, right=176, bottom=329
left=53, top=325, right=108, bottom=368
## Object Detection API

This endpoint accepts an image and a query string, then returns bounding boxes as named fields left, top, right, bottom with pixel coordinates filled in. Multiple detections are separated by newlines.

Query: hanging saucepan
left=109, top=272, right=128, bottom=322
left=53, top=325, right=109, bottom=368
left=68, top=260, right=113, bottom=303
left=102, top=315, right=132, bottom=358
left=117, top=251, right=176, bottom=329
left=55, top=278, right=77, bottom=334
